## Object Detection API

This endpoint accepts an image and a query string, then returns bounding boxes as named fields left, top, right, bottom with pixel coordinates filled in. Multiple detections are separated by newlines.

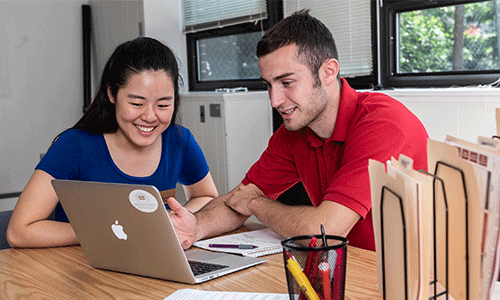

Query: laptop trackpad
left=185, top=249, right=226, bottom=262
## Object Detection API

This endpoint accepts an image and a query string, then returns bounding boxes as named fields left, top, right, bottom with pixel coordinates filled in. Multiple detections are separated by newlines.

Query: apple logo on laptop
left=111, top=220, right=127, bottom=240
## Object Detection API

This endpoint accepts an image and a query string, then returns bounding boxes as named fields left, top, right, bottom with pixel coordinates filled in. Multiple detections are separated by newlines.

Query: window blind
left=284, top=0, right=373, bottom=78
left=184, top=0, right=268, bottom=33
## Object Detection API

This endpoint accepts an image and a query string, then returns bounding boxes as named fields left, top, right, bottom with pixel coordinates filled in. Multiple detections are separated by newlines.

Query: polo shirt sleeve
left=242, top=126, right=300, bottom=199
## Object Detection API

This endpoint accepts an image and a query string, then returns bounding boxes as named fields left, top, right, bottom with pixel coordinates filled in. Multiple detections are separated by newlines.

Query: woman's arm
left=181, top=172, right=218, bottom=213
left=6, top=169, right=79, bottom=248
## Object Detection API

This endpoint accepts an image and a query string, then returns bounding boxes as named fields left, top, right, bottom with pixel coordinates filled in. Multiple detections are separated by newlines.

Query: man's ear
left=320, top=58, right=340, bottom=86
left=107, top=85, right=116, bottom=104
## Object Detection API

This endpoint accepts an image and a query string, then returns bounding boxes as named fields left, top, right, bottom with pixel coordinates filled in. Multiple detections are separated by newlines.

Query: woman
left=7, top=37, right=218, bottom=248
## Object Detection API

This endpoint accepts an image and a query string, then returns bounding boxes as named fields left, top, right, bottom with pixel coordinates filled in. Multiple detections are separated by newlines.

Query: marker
left=318, top=253, right=331, bottom=300
left=208, top=244, right=258, bottom=249
left=303, top=236, right=318, bottom=276
left=284, top=250, right=320, bottom=300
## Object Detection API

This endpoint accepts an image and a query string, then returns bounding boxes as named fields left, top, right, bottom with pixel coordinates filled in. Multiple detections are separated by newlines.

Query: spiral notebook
left=193, top=228, right=283, bottom=257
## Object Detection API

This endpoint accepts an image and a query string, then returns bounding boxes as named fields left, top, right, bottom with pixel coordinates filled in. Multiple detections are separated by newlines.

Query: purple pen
left=208, top=244, right=258, bottom=249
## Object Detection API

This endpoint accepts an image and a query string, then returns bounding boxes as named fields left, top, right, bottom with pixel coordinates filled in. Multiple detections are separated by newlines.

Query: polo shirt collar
left=307, top=78, right=358, bottom=147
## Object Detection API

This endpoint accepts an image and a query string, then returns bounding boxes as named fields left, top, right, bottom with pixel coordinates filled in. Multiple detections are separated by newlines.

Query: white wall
left=143, top=0, right=188, bottom=93
left=379, top=88, right=500, bottom=143
left=0, top=0, right=87, bottom=211
left=89, top=0, right=144, bottom=84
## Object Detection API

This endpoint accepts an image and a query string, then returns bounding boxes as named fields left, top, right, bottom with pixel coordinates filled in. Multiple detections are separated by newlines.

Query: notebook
left=51, top=179, right=267, bottom=284
left=193, top=228, right=283, bottom=257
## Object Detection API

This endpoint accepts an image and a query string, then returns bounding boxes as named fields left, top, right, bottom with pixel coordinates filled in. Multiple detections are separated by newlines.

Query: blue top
left=36, top=125, right=210, bottom=222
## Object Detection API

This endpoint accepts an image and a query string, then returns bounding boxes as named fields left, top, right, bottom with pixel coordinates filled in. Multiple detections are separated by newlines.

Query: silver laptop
left=51, top=179, right=266, bottom=284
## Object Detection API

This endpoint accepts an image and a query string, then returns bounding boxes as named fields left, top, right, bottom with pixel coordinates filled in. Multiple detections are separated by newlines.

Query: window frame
left=379, top=0, right=500, bottom=88
left=186, top=0, right=282, bottom=92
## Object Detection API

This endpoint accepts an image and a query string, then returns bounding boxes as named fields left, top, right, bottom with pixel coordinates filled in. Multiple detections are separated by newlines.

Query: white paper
left=386, top=162, right=422, bottom=300
left=493, top=281, right=500, bottom=300
left=163, top=289, right=289, bottom=300
left=446, top=136, right=500, bottom=300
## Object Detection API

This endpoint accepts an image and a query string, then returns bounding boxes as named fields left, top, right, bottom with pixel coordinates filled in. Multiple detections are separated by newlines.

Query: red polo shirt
left=242, top=79, right=428, bottom=251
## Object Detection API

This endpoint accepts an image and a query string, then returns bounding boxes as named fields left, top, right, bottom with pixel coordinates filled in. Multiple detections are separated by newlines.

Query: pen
left=284, top=250, right=320, bottom=300
left=320, top=224, right=327, bottom=247
left=208, top=244, right=258, bottom=249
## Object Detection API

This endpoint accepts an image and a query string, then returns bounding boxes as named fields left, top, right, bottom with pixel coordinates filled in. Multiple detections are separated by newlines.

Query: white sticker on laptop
left=129, top=189, right=158, bottom=213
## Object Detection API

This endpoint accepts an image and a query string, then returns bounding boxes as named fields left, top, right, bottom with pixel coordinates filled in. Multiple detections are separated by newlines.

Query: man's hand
left=225, top=183, right=265, bottom=216
left=167, top=197, right=197, bottom=249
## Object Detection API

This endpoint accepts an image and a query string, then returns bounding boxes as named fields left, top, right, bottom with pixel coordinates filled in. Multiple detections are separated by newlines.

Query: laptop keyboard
left=188, top=260, right=229, bottom=276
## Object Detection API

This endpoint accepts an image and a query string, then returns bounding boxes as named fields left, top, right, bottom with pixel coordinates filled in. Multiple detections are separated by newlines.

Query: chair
left=0, top=209, right=56, bottom=250
left=0, top=210, right=13, bottom=249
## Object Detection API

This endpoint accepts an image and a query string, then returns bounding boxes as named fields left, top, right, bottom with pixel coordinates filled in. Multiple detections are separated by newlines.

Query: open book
left=193, top=228, right=283, bottom=257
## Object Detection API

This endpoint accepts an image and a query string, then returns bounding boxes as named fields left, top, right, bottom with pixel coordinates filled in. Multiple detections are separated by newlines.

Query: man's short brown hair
left=257, top=10, right=339, bottom=85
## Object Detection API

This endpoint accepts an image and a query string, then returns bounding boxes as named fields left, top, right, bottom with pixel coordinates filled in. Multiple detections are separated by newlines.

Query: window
left=185, top=0, right=378, bottom=91
left=284, top=0, right=374, bottom=78
left=185, top=0, right=282, bottom=91
left=196, top=32, right=263, bottom=82
left=380, top=0, right=500, bottom=88
left=187, top=24, right=267, bottom=91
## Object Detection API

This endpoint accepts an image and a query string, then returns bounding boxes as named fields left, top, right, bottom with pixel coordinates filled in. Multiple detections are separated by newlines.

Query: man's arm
left=193, top=187, right=250, bottom=241
left=168, top=184, right=250, bottom=249
left=226, top=183, right=360, bottom=239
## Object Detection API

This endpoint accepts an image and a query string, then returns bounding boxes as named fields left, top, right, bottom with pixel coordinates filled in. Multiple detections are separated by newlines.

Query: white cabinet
left=177, top=91, right=273, bottom=198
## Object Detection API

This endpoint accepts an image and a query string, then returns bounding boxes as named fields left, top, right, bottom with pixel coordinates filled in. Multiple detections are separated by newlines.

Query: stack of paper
left=369, top=137, right=500, bottom=300
left=369, top=154, right=432, bottom=300
left=444, top=135, right=500, bottom=300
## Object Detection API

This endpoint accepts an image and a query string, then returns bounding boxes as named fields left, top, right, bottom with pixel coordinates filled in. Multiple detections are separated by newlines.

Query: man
left=168, top=10, right=428, bottom=251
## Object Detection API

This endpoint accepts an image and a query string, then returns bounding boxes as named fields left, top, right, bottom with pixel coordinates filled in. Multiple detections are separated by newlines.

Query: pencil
left=285, top=250, right=320, bottom=300
left=300, top=237, right=318, bottom=300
